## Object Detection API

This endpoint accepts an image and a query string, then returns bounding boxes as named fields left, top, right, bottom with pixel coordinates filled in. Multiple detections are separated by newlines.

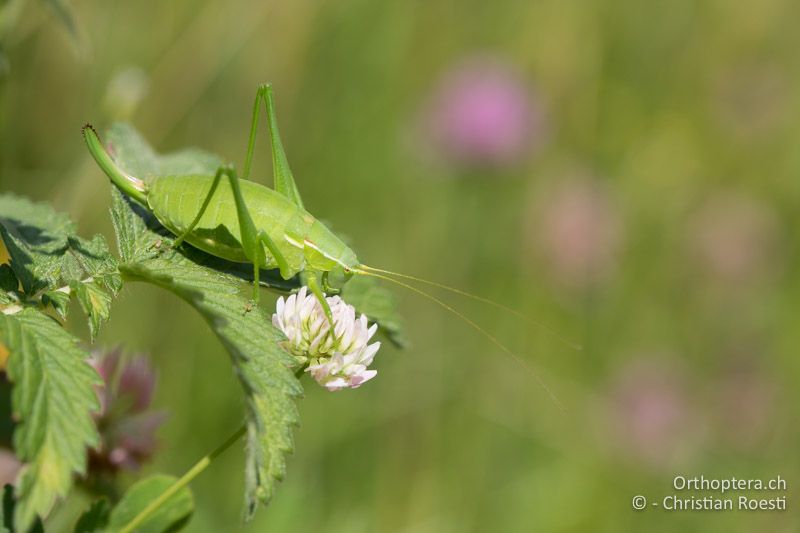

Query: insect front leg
left=304, top=270, right=334, bottom=327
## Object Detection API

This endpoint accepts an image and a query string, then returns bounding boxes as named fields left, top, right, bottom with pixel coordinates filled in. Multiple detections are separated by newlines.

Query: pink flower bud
left=421, top=55, right=546, bottom=168
left=88, top=348, right=165, bottom=474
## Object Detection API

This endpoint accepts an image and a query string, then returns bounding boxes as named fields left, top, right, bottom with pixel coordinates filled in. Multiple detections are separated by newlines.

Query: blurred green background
left=1, top=0, right=799, bottom=531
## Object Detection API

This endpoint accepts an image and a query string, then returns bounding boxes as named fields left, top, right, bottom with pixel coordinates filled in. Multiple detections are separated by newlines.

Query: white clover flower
left=272, top=287, right=381, bottom=391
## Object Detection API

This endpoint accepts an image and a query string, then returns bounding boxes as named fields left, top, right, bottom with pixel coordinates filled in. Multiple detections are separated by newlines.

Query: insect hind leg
left=258, top=230, right=291, bottom=280
left=241, top=83, right=304, bottom=208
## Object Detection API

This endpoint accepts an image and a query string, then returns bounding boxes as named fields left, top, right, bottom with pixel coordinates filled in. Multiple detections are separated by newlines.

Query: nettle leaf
left=0, top=309, right=101, bottom=531
left=106, top=475, right=193, bottom=533
left=41, top=287, right=71, bottom=320
left=118, top=253, right=301, bottom=518
left=109, top=174, right=301, bottom=516
left=71, top=279, right=113, bottom=339
left=108, top=189, right=163, bottom=265
left=341, top=275, right=407, bottom=348
left=0, top=194, right=121, bottom=339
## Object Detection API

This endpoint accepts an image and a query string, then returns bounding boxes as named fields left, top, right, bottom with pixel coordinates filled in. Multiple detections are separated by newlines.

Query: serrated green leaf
left=110, top=189, right=301, bottom=518
left=119, top=255, right=301, bottom=516
left=341, top=274, right=408, bottom=348
left=0, top=194, right=74, bottom=247
left=108, top=189, right=162, bottom=265
left=106, top=475, right=193, bottom=533
left=0, top=309, right=101, bottom=530
left=41, top=288, right=70, bottom=321
left=0, top=194, right=121, bottom=337
left=73, top=498, right=110, bottom=533
left=71, top=279, right=113, bottom=340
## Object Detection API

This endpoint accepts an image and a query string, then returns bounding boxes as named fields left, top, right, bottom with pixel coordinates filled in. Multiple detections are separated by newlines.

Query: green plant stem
left=119, top=425, right=247, bottom=533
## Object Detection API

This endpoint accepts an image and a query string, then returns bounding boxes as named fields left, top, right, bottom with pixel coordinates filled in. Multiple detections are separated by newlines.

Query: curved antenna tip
left=354, top=267, right=566, bottom=411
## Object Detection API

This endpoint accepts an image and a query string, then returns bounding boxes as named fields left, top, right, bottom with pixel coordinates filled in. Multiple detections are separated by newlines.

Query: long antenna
left=358, top=264, right=582, bottom=351
left=353, top=268, right=564, bottom=411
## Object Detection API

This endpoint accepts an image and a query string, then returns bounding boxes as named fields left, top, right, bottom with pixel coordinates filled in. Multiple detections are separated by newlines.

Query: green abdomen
left=147, top=175, right=313, bottom=269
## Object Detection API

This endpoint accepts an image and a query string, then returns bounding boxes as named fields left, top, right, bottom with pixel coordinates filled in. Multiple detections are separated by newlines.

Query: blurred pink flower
left=421, top=55, right=546, bottom=168
left=601, top=356, right=704, bottom=470
left=529, top=175, right=622, bottom=288
left=686, top=192, right=780, bottom=286
left=89, top=348, right=166, bottom=473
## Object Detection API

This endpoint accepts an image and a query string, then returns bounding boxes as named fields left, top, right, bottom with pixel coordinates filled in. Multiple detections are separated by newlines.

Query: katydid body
left=147, top=176, right=355, bottom=271
left=77, top=155, right=357, bottom=275
left=83, top=84, right=357, bottom=320
left=83, top=83, right=570, bottom=404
